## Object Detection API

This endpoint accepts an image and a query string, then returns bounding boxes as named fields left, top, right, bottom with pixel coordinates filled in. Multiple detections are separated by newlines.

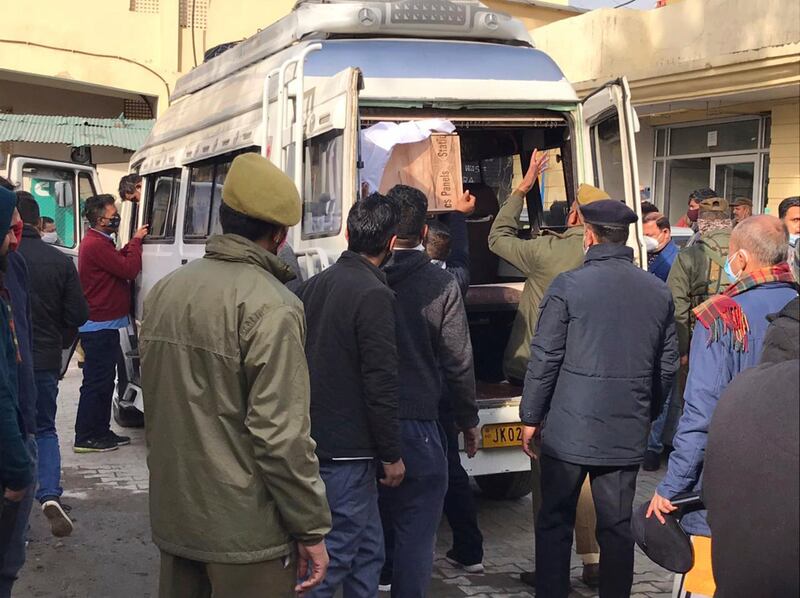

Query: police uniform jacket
left=520, top=243, right=679, bottom=466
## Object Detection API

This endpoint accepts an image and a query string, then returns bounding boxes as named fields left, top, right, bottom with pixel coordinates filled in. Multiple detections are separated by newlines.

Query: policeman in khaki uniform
left=488, top=153, right=608, bottom=587
left=140, top=154, right=332, bottom=598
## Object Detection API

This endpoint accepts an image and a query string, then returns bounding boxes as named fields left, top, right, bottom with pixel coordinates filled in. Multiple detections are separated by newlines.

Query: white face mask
left=644, top=236, right=660, bottom=253
left=41, top=232, right=59, bottom=245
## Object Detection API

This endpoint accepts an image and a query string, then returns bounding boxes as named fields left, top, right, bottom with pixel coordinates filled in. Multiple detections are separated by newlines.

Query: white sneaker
left=42, top=499, right=74, bottom=538
left=445, top=555, right=485, bottom=574
left=378, top=583, right=391, bottom=592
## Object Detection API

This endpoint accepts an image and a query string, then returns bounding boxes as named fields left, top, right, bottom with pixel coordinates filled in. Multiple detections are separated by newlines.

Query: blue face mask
left=724, top=251, right=741, bottom=282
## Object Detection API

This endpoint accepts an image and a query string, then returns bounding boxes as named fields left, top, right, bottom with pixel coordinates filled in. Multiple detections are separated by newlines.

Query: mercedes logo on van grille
left=359, top=8, right=378, bottom=26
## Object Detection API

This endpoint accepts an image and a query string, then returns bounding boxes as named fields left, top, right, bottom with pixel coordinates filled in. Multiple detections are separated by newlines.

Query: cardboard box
left=378, top=133, right=464, bottom=212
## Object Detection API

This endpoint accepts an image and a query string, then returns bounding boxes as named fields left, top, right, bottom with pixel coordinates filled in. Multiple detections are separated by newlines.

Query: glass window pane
left=665, top=157, right=711, bottom=225
left=762, top=116, right=771, bottom=149
left=655, top=129, right=666, bottom=157
left=185, top=164, right=215, bottom=239
left=541, top=149, right=569, bottom=232
left=669, top=120, right=759, bottom=155
left=302, top=133, right=343, bottom=240
left=209, top=161, right=231, bottom=237
left=653, top=161, right=665, bottom=211
left=145, top=173, right=179, bottom=240
left=21, top=165, right=77, bottom=248
left=593, top=114, right=626, bottom=201
left=714, top=161, right=755, bottom=204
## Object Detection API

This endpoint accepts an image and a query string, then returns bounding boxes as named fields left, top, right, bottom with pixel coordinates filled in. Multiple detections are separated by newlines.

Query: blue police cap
left=580, top=199, right=637, bottom=228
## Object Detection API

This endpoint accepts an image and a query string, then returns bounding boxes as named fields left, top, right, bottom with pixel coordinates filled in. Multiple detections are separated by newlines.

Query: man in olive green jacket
left=141, top=153, right=331, bottom=598
left=487, top=153, right=610, bottom=588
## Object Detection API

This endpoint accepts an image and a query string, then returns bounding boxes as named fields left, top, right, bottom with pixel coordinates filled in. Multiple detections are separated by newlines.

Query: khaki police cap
left=576, top=184, right=611, bottom=206
left=221, top=153, right=301, bottom=227
left=698, top=196, right=729, bottom=214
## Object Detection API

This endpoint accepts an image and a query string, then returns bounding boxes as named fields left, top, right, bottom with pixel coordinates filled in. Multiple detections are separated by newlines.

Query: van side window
left=78, top=172, right=96, bottom=241
left=21, top=165, right=77, bottom=248
left=143, top=170, right=180, bottom=243
left=184, top=149, right=255, bottom=243
left=302, top=132, right=343, bottom=240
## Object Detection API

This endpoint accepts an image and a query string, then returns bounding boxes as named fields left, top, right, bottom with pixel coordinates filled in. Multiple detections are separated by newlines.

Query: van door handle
left=181, top=259, right=188, bottom=265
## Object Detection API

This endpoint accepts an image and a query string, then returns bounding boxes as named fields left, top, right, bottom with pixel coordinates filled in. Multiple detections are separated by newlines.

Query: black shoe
left=41, top=498, right=74, bottom=537
left=105, top=430, right=131, bottom=446
left=582, top=563, right=600, bottom=588
left=445, top=549, right=485, bottom=573
left=73, top=437, right=119, bottom=453
left=520, top=571, right=536, bottom=587
left=643, top=450, right=661, bottom=471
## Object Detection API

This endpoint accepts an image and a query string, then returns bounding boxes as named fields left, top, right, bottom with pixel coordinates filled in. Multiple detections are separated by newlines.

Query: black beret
left=631, top=502, right=694, bottom=573
left=689, top=187, right=718, bottom=202
left=580, top=199, right=637, bottom=227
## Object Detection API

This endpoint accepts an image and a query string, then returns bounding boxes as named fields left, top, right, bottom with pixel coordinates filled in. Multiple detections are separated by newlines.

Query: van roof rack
left=171, top=0, right=532, bottom=102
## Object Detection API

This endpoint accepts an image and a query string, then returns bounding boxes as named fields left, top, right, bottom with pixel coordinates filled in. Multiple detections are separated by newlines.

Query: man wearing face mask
left=675, top=188, right=716, bottom=232
left=648, top=215, right=798, bottom=596
left=74, top=195, right=148, bottom=453
left=778, top=196, right=800, bottom=247
left=40, top=217, right=58, bottom=245
left=643, top=212, right=678, bottom=283
left=520, top=199, right=678, bottom=598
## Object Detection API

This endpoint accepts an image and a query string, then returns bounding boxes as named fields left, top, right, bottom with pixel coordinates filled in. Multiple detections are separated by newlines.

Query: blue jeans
left=75, top=330, right=120, bottom=443
left=647, top=395, right=670, bottom=454
left=307, top=460, right=383, bottom=598
left=0, top=436, right=37, bottom=597
left=379, top=420, right=448, bottom=598
left=35, top=370, right=62, bottom=502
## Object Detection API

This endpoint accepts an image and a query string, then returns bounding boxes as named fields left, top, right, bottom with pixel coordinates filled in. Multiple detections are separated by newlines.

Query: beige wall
left=768, top=100, right=800, bottom=210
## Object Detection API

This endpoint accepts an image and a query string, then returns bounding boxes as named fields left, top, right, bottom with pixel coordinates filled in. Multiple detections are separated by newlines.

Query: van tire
left=113, top=400, right=144, bottom=428
left=474, top=471, right=532, bottom=500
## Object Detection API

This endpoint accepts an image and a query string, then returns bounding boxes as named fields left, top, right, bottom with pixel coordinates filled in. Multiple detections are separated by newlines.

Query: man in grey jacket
left=379, top=185, right=479, bottom=597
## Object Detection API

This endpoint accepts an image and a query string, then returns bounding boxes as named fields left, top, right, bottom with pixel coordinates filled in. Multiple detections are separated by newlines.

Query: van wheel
left=474, top=471, right=532, bottom=500
left=113, top=399, right=144, bottom=428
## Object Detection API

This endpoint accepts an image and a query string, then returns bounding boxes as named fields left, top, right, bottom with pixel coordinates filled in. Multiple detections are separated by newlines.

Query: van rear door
left=579, top=77, right=646, bottom=265
left=8, top=156, right=100, bottom=259
left=278, top=66, right=362, bottom=277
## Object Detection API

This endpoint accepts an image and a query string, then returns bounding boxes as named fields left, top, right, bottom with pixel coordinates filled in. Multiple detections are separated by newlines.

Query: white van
left=121, top=0, right=645, bottom=499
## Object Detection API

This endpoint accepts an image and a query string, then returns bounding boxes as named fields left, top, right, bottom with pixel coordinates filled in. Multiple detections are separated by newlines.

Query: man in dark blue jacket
left=296, top=193, right=404, bottom=598
left=520, top=200, right=678, bottom=598
left=379, top=185, right=479, bottom=597
left=643, top=212, right=679, bottom=283
left=648, top=215, right=798, bottom=589
left=0, top=185, right=33, bottom=590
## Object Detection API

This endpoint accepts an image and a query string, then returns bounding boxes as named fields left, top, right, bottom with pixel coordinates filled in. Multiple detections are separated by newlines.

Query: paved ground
left=15, top=364, right=676, bottom=597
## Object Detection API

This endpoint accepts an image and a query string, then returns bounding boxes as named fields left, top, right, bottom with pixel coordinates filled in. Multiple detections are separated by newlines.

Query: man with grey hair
left=648, top=215, right=798, bottom=593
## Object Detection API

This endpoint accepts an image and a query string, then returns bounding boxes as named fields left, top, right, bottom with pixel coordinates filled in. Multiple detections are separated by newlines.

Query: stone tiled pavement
left=17, top=363, right=677, bottom=597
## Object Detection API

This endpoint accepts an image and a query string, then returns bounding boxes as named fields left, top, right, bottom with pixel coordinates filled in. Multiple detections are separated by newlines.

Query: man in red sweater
left=75, top=194, right=148, bottom=453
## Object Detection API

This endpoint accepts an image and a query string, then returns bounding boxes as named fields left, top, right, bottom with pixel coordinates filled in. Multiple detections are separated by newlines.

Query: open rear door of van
left=284, top=67, right=363, bottom=277
left=579, top=77, right=646, bottom=267
left=8, top=156, right=101, bottom=377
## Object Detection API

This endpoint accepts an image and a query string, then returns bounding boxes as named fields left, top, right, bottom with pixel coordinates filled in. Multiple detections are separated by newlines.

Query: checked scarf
left=693, top=262, right=798, bottom=352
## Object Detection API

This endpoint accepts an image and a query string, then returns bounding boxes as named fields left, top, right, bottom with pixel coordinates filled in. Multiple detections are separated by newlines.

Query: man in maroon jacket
left=74, top=195, right=148, bottom=453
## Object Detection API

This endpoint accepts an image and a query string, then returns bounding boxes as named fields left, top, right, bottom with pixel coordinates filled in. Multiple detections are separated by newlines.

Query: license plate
left=482, top=423, right=524, bottom=448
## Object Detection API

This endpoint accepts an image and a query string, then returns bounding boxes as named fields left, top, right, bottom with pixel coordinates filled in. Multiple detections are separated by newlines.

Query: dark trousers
left=442, top=417, right=483, bottom=565
left=307, top=460, right=383, bottom=598
left=536, top=454, right=639, bottom=598
left=75, top=330, right=121, bottom=443
left=0, top=436, right=36, bottom=597
left=379, top=420, right=448, bottom=598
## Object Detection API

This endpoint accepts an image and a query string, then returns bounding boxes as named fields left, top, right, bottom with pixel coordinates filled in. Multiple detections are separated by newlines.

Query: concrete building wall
left=769, top=100, right=800, bottom=208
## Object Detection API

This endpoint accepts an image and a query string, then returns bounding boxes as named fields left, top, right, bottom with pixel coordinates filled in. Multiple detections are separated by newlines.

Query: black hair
left=83, top=194, right=116, bottom=226
left=387, top=185, right=428, bottom=242
left=640, top=201, right=659, bottom=217
left=588, top=223, right=629, bottom=245
left=119, top=174, right=142, bottom=199
left=42, top=216, right=55, bottom=226
left=689, top=188, right=718, bottom=203
left=218, top=201, right=283, bottom=242
left=16, top=191, right=40, bottom=225
left=0, top=176, right=14, bottom=191
left=778, top=196, right=800, bottom=220
left=424, top=220, right=451, bottom=261
left=643, top=211, right=671, bottom=231
left=346, top=192, right=400, bottom=257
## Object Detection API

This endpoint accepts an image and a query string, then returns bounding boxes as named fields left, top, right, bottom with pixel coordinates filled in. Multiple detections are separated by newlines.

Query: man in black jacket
left=520, top=200, right=678, bottom=598
left=16, top=193, right=88, bottom=537
left=379, top=185, right=479, bottom=597
left=296, top=193, right=404, bottom=598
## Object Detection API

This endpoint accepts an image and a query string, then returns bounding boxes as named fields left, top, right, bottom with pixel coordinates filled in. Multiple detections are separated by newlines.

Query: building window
left=302, top=133, right=343, bottom=240
left=179, top=0, right=208, bottom=29
left=130, top=0, right=160, bottom=13
left=651, top=116, right=770, bottom=224
left=143, top=170, right=180, bottom=243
